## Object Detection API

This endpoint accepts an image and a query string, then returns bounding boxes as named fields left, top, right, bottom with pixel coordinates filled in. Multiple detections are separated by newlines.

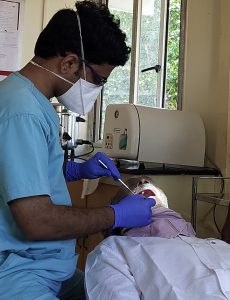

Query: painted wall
left=43, top=0, right=77, bottom=27
left=21, top=0, right=82, bottom=65
left=181, top=0, right=230, bottom=237
left=183, top=0, right=230, bottom=176
left=21, top=0, right=44, bottom=67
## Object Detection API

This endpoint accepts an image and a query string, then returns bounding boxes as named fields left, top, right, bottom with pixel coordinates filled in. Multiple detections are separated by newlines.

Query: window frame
left=89, top=0, right=186, bottom=145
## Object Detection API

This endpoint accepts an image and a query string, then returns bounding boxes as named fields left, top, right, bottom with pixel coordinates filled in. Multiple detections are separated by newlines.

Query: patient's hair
left=35, top=1, right=131, bottom=66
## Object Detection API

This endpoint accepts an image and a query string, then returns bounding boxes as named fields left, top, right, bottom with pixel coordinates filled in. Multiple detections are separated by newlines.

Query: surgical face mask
left=30, top=60, right=102, bottom=115
left=57, top=77, right=102, bottom=115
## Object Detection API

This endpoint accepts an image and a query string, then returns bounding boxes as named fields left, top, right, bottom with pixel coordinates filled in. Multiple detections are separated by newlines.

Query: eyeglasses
left=80, top=59, right=107, bottom=86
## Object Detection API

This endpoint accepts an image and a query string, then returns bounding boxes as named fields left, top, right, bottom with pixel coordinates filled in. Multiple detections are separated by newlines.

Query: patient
left=85, top=177, right=230, bottom=300
left=107, top=176, right=195, bottom=239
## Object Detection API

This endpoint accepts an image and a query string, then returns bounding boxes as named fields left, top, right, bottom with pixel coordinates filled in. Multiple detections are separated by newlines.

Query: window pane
left=100, top=0, right=133, bottom=137
left=137, top=0, right=162, bottom=107
left=165, top=0, right=181, bottom=110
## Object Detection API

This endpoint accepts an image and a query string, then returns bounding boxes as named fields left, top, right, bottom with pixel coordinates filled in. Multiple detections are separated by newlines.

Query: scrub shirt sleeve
left=85, top=242, right=141, bottom=300
left=0, top=114, right=51, bottom=203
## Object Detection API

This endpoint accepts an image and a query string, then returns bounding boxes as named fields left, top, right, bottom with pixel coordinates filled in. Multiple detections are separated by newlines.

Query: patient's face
left=111, top=176, right=168, bottom=209
left=106, top=177, right=195, bottom=239
left=105, top=176, right=168, bottom=237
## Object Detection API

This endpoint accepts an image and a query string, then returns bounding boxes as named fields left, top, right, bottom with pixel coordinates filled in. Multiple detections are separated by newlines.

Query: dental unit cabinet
left=103, top=104, right=206, bottom=167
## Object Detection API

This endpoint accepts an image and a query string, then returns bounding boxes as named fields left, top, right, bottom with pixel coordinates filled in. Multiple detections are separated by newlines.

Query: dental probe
left=98, top=159, right=135, bottom=195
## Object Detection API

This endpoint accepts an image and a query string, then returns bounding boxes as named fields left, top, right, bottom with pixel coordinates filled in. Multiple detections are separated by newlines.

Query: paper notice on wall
left=0, top=0, right=20, bottom=79
left=0, top=31, right=19, bottom=70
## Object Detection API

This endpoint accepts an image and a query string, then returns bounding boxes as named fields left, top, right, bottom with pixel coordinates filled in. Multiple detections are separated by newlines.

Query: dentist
left=0, top=1, right=155, bottom=299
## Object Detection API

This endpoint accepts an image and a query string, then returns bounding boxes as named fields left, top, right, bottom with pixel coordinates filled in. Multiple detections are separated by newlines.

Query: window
left=91, top=0, right=183, bottom=142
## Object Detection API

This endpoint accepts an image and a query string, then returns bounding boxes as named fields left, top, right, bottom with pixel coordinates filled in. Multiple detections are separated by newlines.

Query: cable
left=65, top=140, right=95, bottom=159
left=205, top=154, right=224, bottom=233
left=74, top=142, right=94, bottom=158
left=212, top=175, right=225, bottom=234
left=76, top=139, right=92, bottom=146
left=201, top=204, right=221, bottom=234
left=205, top=154, right=223, bottom=177
left=75, top=157, right=87, bottom=162
left=213, top=204, right=221, bottom=233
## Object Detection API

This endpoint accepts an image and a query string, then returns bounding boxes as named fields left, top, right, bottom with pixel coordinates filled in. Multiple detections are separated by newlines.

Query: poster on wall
left=0, top=0, right=22, bottom=81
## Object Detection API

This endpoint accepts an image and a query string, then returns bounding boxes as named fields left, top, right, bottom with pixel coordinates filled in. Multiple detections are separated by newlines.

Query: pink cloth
left=124, top=207, right=196, bottom=238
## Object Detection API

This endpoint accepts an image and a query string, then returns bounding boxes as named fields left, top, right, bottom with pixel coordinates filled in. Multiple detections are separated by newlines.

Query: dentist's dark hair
left=34, top=0, right=131, bottom=66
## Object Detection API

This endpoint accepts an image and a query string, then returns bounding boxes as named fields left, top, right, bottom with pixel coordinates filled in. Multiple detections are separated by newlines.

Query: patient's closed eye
left=137, top=179, right=150, bottom=186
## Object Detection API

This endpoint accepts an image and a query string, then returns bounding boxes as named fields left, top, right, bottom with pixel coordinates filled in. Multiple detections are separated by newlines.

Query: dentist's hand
left=65, top=152, right=120, bottom=182
left=110, top=194, right=156, bottom=228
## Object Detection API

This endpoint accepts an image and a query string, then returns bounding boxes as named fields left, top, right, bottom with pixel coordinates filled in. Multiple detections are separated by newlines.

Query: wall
left=183, top=0, right=230, bottom=176
left=21, top=0, right=83, bottom=65
left=181, top=0, right=230, bottom=236
left=20, top=0, right=44, bottom=67
left=221, top=0, right=230, bottom=176
left=43, top=0, right=77, bottom=26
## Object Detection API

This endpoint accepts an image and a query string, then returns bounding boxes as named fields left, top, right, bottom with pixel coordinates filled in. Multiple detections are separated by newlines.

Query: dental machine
left=102, top=104, right=206, bottom=167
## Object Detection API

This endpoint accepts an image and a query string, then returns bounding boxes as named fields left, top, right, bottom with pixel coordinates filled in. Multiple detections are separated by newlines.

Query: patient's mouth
left=133, top=181, right=156, bottom=198
left=139, top=189, right=155, bottom=198
left=130, top=179, right=169, bottom=208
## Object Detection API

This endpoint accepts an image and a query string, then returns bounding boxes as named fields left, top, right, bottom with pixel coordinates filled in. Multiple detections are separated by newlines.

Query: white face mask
left=57, top=77, right=102, bottom=115
left=29, top=60, right=102, bottom=115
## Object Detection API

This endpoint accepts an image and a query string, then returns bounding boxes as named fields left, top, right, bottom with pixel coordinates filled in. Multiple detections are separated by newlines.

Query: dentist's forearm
left=10, top=195, right=114, bottom=240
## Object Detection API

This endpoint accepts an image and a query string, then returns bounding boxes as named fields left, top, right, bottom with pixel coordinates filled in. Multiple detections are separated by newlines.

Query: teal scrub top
left=0, top=72, right=77, bottom=283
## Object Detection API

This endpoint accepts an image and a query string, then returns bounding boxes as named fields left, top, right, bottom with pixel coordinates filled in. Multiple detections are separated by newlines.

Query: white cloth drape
left=85, top=235, right=230, bottom=300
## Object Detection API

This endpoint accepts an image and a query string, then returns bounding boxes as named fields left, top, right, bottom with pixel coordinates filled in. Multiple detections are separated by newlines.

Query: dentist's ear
left=60, top=54, right=81, bottom=75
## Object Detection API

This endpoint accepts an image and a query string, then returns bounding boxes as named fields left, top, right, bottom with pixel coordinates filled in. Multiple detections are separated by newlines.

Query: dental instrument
left=98, top=159, right=135, bottom=195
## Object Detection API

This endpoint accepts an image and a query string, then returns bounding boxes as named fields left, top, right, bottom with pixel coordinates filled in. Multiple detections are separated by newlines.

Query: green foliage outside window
left=165, top=0, right=181, bottom=110
left=103, top=0, right=181, bottom=111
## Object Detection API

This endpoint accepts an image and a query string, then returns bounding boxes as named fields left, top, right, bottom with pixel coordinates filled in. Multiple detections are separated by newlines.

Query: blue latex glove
left=110, top=195, right=156, bottom=228
left=65, top=152, right=120, bottom=182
